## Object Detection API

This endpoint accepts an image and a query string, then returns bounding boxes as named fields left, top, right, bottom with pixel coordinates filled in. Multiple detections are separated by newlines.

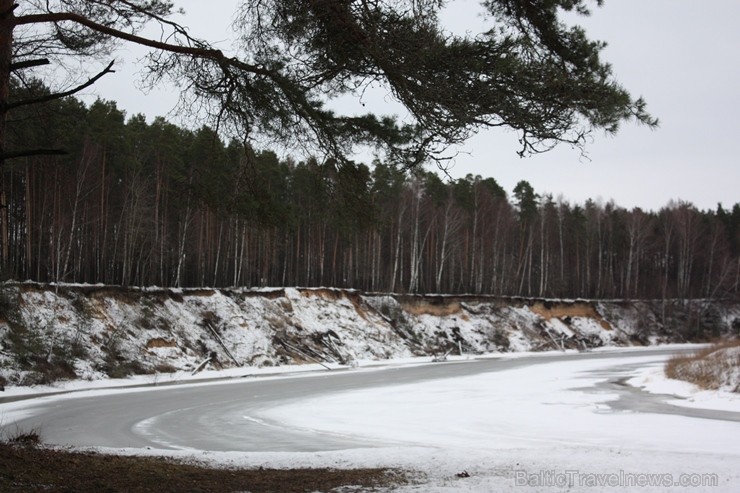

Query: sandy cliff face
left=1, top=283, right=738, bottom=387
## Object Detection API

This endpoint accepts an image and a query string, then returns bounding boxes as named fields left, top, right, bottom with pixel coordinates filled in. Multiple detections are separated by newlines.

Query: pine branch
left=14, top=11, right=269, bottom=76
left=6, top=60, right=115, bottom=110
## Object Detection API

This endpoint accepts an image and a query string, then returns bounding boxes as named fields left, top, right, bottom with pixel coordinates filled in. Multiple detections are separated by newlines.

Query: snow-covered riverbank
left=1, top=282, right=738, bottom=390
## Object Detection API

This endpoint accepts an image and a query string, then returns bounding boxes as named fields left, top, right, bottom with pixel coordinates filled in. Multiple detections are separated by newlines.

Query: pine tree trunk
left=0, top=0, right=14, bottom=272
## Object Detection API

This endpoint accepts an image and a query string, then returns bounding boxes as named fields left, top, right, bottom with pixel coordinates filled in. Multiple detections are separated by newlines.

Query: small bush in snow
left=665, top=340, right=740, bottom=393
left=1, top=425, right=42, bottom=448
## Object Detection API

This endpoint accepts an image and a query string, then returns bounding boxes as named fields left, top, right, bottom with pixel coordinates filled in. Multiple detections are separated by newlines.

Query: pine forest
left=3, top=89, right=739, bottom=300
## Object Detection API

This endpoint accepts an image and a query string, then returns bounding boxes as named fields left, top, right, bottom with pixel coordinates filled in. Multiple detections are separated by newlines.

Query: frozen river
left=4, top=347, right=739, bottom=492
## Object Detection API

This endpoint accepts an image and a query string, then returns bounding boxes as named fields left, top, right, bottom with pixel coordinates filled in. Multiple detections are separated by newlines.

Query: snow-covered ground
left=2, top=347, right=738, bottom=492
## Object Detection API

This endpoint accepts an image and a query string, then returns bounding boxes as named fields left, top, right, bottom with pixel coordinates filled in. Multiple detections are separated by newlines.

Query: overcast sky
left=86, top=0, right=740, bottom=212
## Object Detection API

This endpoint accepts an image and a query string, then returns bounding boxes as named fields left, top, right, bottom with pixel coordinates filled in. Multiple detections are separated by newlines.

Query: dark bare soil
left=0, top=442, right=408, bottom=493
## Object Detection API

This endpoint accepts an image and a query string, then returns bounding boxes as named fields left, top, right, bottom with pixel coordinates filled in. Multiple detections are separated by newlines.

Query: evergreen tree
left=1, top=0, right=656, bottom=166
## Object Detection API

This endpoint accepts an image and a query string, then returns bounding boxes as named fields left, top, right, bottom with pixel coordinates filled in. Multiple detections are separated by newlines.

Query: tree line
left=3, top=89, right=738, bottom=299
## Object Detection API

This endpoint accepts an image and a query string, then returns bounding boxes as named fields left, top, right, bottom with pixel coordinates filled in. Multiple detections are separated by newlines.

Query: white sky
left=85, top=0, right=740, bottom=212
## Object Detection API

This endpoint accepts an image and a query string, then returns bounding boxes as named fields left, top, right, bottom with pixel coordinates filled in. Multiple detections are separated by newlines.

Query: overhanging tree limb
left=4, top=1, right=657, bottom=168
left=7, top=60, right=115, bottom=110
left=14, top=11, right=270, bottom=75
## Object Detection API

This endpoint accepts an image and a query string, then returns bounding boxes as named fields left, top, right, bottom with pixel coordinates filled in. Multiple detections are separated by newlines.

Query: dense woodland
left=2, top=88, right=739, bottom=299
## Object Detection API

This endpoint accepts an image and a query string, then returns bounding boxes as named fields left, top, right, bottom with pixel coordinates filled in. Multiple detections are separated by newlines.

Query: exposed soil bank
left=1, top=282, right=738, bottom=387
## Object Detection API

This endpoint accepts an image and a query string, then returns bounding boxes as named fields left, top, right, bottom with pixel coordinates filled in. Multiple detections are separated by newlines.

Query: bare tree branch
left=7, top=60, right=115, bottom=110
left=14, top=11, right=269, bottom=75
